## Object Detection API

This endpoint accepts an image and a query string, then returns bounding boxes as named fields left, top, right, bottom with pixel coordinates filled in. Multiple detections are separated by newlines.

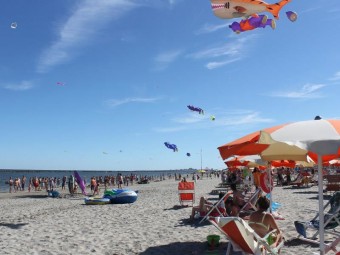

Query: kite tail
left=266, top=0, right=291, bottom=20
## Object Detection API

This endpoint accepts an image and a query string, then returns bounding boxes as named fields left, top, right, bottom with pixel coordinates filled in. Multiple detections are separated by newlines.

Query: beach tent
left=218, top=118, right=340, bottom=255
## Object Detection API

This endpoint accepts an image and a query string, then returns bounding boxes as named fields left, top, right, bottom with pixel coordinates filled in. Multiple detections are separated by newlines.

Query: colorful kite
left=210, top=0, right=291, bottom=20
left=229, top=14, right=276, bottom=33
left=286, top=11, right=297, bottom=22
left=210, top=115, right=216, bottom=121
left=187, top=105, right=204, bottom=115
left=164, top=142, right=178, bottom=152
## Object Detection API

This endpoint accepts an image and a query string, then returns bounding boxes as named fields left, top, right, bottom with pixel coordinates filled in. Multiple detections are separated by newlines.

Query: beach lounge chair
left=289, top=174, right=303, bottom=187
left=178, top=181, right=195, bottom=206
left=239, top=188, right=262, bottom=217
left=209, top=216, right=284, bottom=255
left=198, top=191, right=233, bottom=224
left=325, top=175, right=340, bottom=194
left=294, top=191, right=340, bottom=254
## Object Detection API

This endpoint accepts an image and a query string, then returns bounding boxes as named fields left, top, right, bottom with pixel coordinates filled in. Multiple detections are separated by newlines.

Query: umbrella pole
left=318, top=155, right=325, bottom=255
left=268, top=162, right=273, bottom=213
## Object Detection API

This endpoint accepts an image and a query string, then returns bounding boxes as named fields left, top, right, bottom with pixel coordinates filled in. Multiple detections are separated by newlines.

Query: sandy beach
left=0, top=177, right=338, bottom=255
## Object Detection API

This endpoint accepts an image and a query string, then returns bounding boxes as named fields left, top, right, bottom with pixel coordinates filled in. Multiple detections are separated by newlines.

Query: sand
left=0, top=177, right=338, bottom=255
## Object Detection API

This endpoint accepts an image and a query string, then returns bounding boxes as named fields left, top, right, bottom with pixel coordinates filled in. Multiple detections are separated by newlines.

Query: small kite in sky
left=187, top=105, right=204, bottom=115
left=11, top=22, right=17, bottom=29
left=103, top=152, right=108, bottom=155
left=164, top=142, right=178, bottom=152
left=56, top=82, right=65, bottom=86
left=186, top=153, right=191, bottom=157
left=286, top=11, right=297, bottom=22
left=210, top=115, right=216, bottom=121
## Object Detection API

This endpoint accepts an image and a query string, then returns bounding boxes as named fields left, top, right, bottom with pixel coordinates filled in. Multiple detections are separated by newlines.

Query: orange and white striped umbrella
left=218, top=118, right=340, bottom=255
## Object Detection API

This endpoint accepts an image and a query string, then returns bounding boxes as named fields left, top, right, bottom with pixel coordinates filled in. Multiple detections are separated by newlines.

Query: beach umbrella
left=323, top=158, right=340, bottom=166
left=225, top=155, right=267, bottom=168
left=218, top=117, right=340, bottom=255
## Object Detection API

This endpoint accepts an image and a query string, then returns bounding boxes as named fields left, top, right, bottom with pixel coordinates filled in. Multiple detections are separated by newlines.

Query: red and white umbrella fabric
left=218, top=118, right=340, bottom=255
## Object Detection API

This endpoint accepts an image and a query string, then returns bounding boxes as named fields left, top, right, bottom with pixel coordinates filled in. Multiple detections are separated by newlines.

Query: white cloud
left=188, top=35, right=256, bottom=69
left=215, top=111, right=273, bottom=126
left=172, top=113, right=207, bottom=124
left=154, top=50, right=182, bottom=70
left=189, top=43, right=242, bottom=59
left=269, top=83, right=326, bottom=99
left=3, top=80, right=34, bottom=91
left=37, top=0, right=139, bottom=73
left=154, top=110, right=272, bottom=133
left=329, top=71, right=340, bottom=81
left=153, top=126, right=187, bottom=132
left=104, top=97, right=161, bottom=107
left=206, top=57, right=241, bottom=69
left=195, top=23, right=230, bottom=34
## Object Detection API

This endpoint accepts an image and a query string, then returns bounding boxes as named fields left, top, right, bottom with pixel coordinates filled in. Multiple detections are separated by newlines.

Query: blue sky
left=1, top=0, right=339, bottom=171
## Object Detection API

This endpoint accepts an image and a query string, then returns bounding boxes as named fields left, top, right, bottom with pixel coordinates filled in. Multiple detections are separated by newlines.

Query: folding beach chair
left=209, top=217, right=284, bottom=255
left=239, top=188, right=262, bottom=216
left=294, top=191, right=340, bottom=254
left=178, top=181, right=195, bottom=206
left=198, top=191, right=233, bottom=224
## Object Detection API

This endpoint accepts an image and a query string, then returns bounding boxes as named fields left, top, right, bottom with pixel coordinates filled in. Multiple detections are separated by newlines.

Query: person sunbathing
left=190, top=193, right=226, bottom=220
left=248, top=196, right=283, bottom=252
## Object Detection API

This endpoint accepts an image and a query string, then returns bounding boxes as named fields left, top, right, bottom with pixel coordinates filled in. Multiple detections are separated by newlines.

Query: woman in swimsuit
left=248, top=196, right=283, bottom=251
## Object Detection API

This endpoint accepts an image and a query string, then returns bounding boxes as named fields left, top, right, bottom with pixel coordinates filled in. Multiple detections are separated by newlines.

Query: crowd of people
left=5, top=172, right=167, bottom=194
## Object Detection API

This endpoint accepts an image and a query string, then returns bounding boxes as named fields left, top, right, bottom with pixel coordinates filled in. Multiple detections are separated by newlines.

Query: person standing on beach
left=93, top=179, right=99, bottom=196
left=62, top=176, right=66, bottom=190
left=28, top=177, right=32, bottom=192
left=90, top=177, right=96, bottom=191
left=9, top=177, right=13, bottom=193
left=117, top=173, right=123, bottom=189
left=22, top=176, right=26, bottom=191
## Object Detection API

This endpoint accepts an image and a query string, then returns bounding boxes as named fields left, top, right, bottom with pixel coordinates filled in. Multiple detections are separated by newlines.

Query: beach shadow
left=164, top=205, right=190, bottom=211
left=0, top=222, right=28, bottom=229
left=292, top=191, right=319, bottom=195
left=175, top=217, right=211, bottom=228
left=14, top=194, right=48, bottom=199
left=284, top=186, right=312, bottom=190
left=284, top=238, right=319, bottom=248
left=138, top=241, right=230, bottom=255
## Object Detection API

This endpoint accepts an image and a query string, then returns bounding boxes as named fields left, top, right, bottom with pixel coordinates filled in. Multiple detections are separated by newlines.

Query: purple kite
left=286, top=11, right=298, bottom=22
left=164, top=142, right=178, bottom=152
left=187, top=105, right=204, bottom=115
left=229, top=15, right=276, bottom=34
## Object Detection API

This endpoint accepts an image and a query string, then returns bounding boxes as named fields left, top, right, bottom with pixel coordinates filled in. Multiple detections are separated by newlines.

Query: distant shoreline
left=0, top=168, right=201, bottom=172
